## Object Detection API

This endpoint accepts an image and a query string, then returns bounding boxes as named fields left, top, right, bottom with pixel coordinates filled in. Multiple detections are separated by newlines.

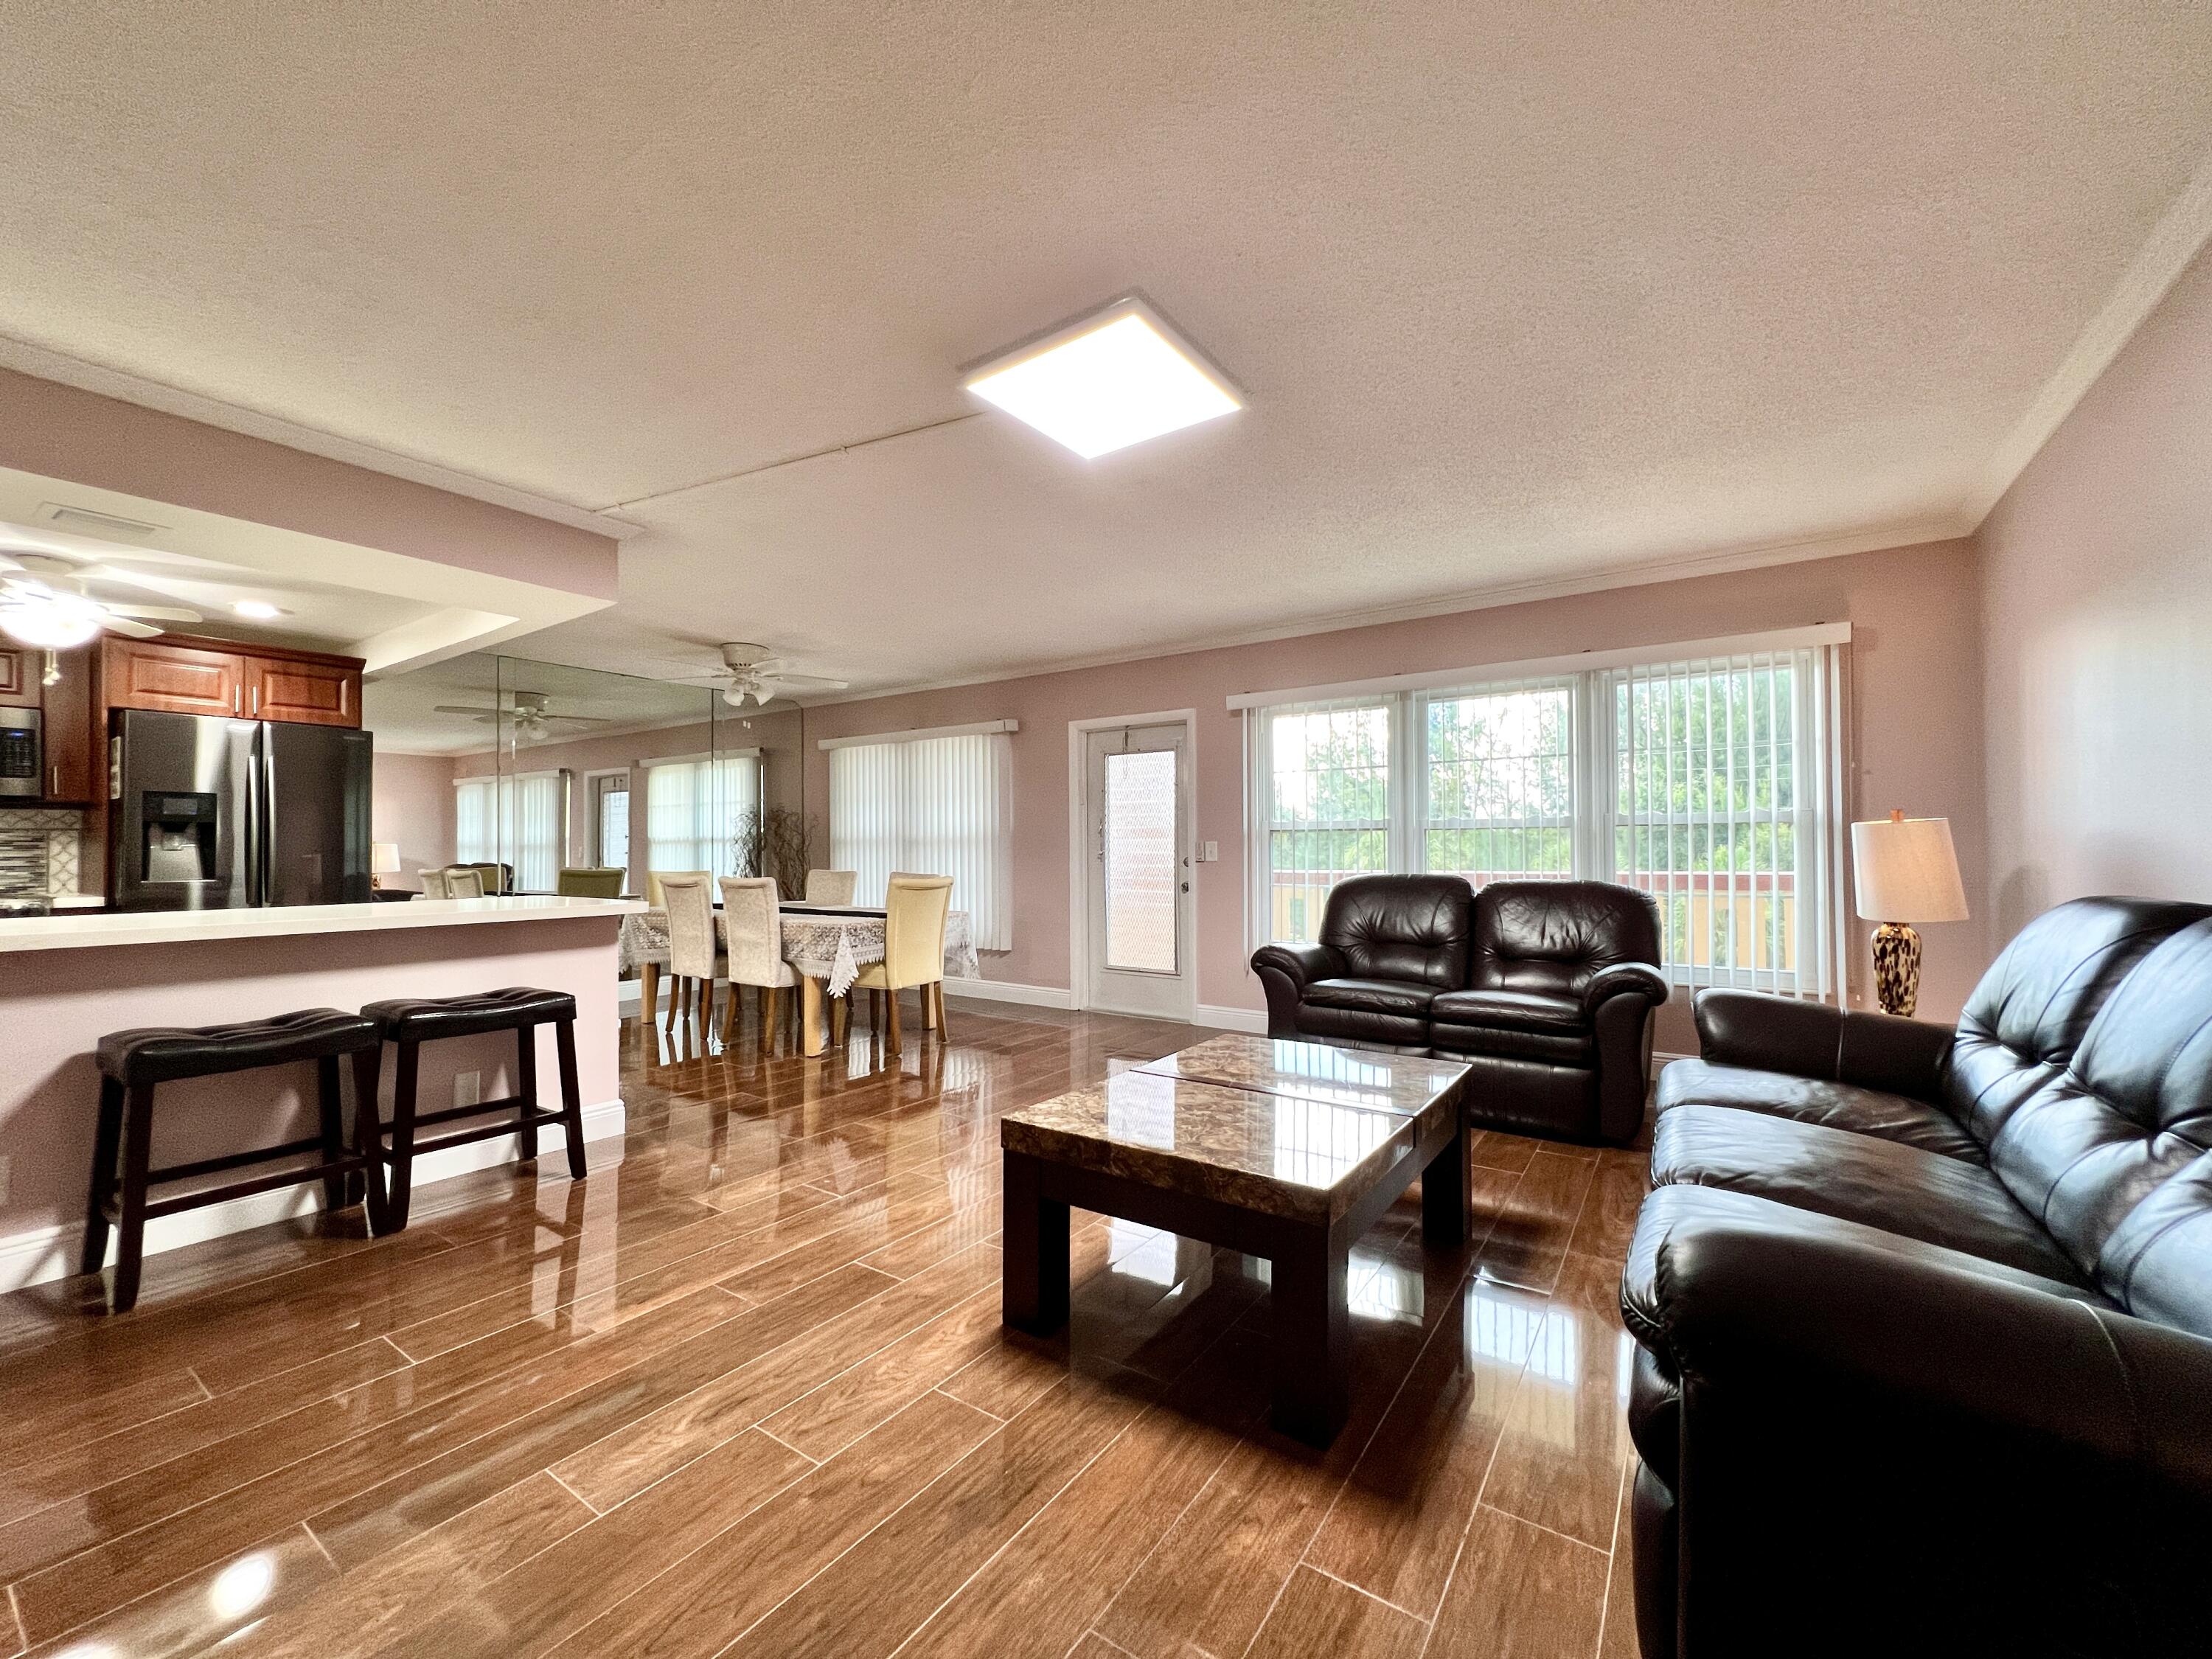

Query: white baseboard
left=0, top=1097, right=627, bottom=1295
left=939, top=978, right=1075, bottom=1010
left=1194, top=1003, right=1269, bottom=1034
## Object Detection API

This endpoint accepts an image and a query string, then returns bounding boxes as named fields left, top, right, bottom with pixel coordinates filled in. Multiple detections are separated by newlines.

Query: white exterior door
left=1083, top=723, right=1194, bottom=1019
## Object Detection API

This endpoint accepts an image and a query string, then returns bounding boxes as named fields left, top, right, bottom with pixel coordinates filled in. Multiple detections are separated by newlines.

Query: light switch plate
left=1200, top=841, right=1220, bottom=862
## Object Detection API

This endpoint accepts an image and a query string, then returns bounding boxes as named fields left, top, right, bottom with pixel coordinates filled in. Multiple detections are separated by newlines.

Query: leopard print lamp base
left=1871, top=920, right=1923, bottom=1017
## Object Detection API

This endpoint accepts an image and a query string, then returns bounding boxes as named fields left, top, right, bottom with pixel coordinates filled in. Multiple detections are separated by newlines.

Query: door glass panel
left=1103, top=748, right=1178, bottom=973
left=598, top=784, right=630, bottom=871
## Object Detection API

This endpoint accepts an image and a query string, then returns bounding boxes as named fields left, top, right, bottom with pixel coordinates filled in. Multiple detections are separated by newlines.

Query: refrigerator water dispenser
left=140, top=792, right=219, bottom=883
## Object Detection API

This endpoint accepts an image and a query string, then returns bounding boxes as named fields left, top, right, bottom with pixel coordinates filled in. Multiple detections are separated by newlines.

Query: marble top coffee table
left=1001, top=1037, right=1473, bottom=1444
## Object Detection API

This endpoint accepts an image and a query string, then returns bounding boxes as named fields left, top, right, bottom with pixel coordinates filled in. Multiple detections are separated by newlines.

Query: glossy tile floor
left=0, top=998, right=1651, bottom=1659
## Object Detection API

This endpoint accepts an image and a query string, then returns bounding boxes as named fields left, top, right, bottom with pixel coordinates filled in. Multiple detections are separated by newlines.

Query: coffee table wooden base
left=1001, top=1109, right=1472, bottom=1445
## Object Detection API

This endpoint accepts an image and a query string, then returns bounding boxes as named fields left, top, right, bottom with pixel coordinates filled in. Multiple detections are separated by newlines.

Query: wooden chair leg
left=933, top=981, right=950, bottom=1040
left=349, top=1045, right=389, bottom=1233
left=884, top=987, right=902, bottom=1057
left=762, top=985, right=780, bottom=1053
left=640, top=961, right=660, bottom=1029
left=80, top=1076, right=124, bottom=1276
left=554, top=1018, right=588, bottom=1180
left=515, top=1023, right=540, bottom=1161
left=720, top=981, right=739, bottom=1047
left=662, top=971, right=680, bottom=1030
left=869, top=988, right=883, bottom=1032
left=110, top=1081, right=157, bottom=1314
left=387, top=1039, right=421, bottom=1231
left=316, top=1055, right=351, bottom=1209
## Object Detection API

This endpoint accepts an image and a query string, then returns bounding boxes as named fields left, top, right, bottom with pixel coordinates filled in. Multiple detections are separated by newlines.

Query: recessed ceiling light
left=963, top=296, right=1242, bottom=459
left=232, top=600, right=285, bottom=619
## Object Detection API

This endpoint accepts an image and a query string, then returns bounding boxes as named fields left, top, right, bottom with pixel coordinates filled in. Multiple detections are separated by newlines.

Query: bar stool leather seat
left=361, top=987, right=577, bottom=1043
left=98, top=1009, right=380, bottom=1086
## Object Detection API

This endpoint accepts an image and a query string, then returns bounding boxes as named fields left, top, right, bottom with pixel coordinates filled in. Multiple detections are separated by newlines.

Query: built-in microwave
left=0, top=710, right=40, bottom=799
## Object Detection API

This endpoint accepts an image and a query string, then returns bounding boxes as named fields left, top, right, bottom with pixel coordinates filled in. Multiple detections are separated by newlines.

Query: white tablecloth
left=621, top=907, right=977, bottom=998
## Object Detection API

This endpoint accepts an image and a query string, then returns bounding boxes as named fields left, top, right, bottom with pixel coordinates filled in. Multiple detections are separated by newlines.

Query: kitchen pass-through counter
left=0, top=896, right=643, bottom=1292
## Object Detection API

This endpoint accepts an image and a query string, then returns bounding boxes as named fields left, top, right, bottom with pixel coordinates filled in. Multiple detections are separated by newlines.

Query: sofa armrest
left=1692, top=988, right=1953, bottom=1102
left=1249, top=941, right=1345, bottom=1040
left=1582, top=961, right=1669, bottom=1016
left=1250, top=940, right=1342, bottom=991
left=1641, top=1217, right=2212, bottom=1653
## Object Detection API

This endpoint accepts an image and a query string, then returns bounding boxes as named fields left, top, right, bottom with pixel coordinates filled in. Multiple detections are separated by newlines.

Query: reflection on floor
left=0, top=996, right=1652, bottom=1659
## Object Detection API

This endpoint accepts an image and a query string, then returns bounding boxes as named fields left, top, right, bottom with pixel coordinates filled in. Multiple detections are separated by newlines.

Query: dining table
left=619, top=900, right=978, bottom=1055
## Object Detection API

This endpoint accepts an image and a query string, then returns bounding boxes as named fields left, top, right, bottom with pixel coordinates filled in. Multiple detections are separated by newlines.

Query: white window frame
left=1237, top=625, right=1851, bottom=998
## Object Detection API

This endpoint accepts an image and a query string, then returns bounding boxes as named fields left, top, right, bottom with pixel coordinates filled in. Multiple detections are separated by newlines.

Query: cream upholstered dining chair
left=852, top=874, right=953, bottom=1056
left=647, top=869, right=711, bottom=908
left=443, top=867, right=486, bottom=899
left=718, top=877, right=798, bottom=1048
left=658, top=873, right=725, bottom=1032
left=420, top=869, right=452, bottom=899
left=456, top=861, right=509, bottom=895
left=557, top=867, right=625, bottom=898
left=803, top=869, right=859, bottom=905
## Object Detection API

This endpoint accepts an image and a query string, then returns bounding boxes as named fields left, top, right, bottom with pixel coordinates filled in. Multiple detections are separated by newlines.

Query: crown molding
left=1961, top=146, right=2212, bottom=529
left=792, top=514, right=1967, bottom=711
left=0, top=333, right=645, bottom=542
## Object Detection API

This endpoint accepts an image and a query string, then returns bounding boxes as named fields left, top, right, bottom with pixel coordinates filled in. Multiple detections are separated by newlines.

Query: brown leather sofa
left=1622, top=897, right=2212, bottom=1658
left=1250, top=874, right=1669, bottom=1144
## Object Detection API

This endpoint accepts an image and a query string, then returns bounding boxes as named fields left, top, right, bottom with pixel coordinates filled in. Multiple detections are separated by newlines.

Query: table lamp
left=371, top=842, right=403, bottom=891
left=1851, top=810, right=1968, bottom=1016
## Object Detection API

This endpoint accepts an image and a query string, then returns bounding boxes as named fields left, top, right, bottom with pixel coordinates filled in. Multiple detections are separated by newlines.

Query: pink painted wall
left=0, top=915, right=625, bottom=1277
left=0, top=367, right=619, bottom=599
left=801, top=538, right=1989, bottom=1045
left=1979, top=243, right=2212, bottom=942
left=372, top=750, right=457, bottom=889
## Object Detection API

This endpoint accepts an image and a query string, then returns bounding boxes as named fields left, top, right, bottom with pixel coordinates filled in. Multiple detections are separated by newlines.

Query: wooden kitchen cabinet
left=100, top=635, right=364, bottom=728
left=0, top=648, right=35, bottom=710
left=248, top=655, right=360, bottom=727
left=41, top=645, right=95, bottom=801
left=102, top=637, right=247, bottom=718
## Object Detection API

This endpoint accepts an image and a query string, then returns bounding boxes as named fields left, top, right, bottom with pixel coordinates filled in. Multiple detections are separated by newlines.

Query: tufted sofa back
left=1470, top=879, right=1663, bottom=1000
left=1946, top=897, right=2212, bottom=1336
left=1318, top=874, right=1473, bottom=988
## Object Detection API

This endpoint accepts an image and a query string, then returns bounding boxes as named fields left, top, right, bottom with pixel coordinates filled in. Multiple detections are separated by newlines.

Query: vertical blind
left=643, top=754, right=759, bottom=879
left=829, top=731, right=1012, bottom=950
left=1244, top=637, right=1848, bottom=997
left=451, top=769, right=568, bottom=891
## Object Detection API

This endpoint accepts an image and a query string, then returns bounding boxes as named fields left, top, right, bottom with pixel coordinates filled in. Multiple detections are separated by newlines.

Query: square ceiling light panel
left=963, top=296, right=1243, bottom=459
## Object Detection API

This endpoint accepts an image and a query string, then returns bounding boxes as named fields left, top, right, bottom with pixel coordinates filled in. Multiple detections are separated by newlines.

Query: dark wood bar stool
left=360, top=987, right=587, bottom=1230
left=84, top=1009, right=388, bottom=1314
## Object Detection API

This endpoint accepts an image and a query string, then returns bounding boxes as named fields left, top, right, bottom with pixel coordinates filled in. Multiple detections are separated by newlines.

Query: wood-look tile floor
left=0, top=999, right=1650, bottom=1659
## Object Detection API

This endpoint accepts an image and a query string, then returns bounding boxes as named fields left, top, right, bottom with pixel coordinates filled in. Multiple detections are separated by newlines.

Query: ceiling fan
left=431, top=689, right=615, bottom=742
left=0, top=552, right=206, bottom=648
left=676, top=642, right=849, bottom=707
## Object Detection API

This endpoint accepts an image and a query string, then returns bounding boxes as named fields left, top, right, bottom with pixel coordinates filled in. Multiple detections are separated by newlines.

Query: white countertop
left=0, top=895, right=644, bottom=954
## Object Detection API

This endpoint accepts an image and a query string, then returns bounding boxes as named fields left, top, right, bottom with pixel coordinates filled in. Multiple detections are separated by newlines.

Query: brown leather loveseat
left=1251, top=874, right=1669, bottom=1144
left=1621, top=897, right=2212, bottom=1657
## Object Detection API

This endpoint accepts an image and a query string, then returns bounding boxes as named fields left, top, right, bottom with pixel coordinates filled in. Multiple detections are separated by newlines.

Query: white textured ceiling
left=1, top=2, right=2209, bottom=695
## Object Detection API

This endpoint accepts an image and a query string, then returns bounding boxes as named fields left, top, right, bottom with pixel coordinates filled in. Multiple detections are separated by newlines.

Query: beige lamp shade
left=371, top=841, right=403, bottom=876
left=1851, top=813, right=1968, bottom=923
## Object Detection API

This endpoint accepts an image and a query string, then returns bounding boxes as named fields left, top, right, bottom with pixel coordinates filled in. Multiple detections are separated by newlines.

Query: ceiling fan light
left=0, top=597, right=102, bottom=649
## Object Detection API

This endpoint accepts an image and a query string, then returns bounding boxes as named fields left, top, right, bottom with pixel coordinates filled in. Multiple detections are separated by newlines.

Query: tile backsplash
left=0, top=809, right=86, bottom=896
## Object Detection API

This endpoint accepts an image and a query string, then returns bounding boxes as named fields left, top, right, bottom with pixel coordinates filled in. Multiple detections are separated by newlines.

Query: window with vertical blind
left=827, top=726, right=1013, bottom=951
left=642, top=753, right=759, bottom=878
left=451, top=770, right=568, bottom=891
left=1239, top=628, right=1848, bottom=995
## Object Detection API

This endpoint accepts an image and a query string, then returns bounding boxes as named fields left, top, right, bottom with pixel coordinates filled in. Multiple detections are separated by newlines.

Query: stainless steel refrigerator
left=108, top=708, right=373, bottom=911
